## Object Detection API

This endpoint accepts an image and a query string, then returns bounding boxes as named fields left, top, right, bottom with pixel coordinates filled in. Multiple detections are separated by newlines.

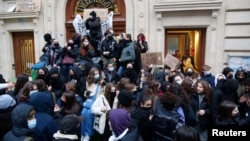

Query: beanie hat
left=0, top=94, right=16, bottom=109
left=90, top=11, right=97, bottom=18
left=50, top=67, right=59, bottom=75
left=118, top=89, right=133, bottom=107
left=60, top=114, right=80, bottom=134
left=222, top=67, right=234, bottom=76
left=109, top=109, right=131, bottom=137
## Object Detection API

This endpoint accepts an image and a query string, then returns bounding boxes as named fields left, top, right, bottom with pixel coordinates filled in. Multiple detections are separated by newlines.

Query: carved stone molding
left=154, top=1, right=222, bottom=12
left=0, top=12, right=39, bottom=20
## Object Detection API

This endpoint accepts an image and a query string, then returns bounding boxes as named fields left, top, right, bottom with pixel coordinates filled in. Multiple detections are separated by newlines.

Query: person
left=42, top=33, right=53, bottom=54
left=12, top=73, right=29, bottom=100
left=48, top=67, right=66, bottom=102
left=235, top=67, right=248, bottom=97
left=117, top=34, right=135, bottom=77
left=75, top=35, right=92, bottom=67
left=85, top=11, right=102, bottom=49
left=222, top=66, right=234, bottom=79
left=175, top=126, right=199, bottom=141
left=0, top=94, right=16, bottom=140
left=108, top=109, right=143, bottom=141
left=35, top=66, right=51, bottom=86
left=103, top=63, right=119, bottom=84
left=151, top=91, right=185, bottom=141
left=81, top=67, right=106, bottom=141
left=65, top=81, right=84, bottom=110
left=60, top=39, right=78, bottom=83
left=120, top=63, right=138, bottom=85
left=29, top=79, right=55, bottom=116
left=100, top=30, right=119, bottom=69
left=216, top=100, right=250, bottom=127
left=53, top=114, right=82, bottom=141
left=200, top=65, right=215, bottom=88
left=3, top=103, right=47, bottom=141
left=189, top=79, right=211, bottom=141
left=134, top=33, right=148, bottom=74
left=45, top=39, right=62, bottom=70
left=181, top=50, right=196, bottom=73
left=69, top=65, right=86, bottom=100
left=55, top=90, right=82, bottom=118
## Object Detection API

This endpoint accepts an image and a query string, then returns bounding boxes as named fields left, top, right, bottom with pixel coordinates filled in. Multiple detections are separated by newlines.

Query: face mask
left=204, top=71, right=211, bottom=76
left=176, top=80, right=183, bottom=85
left=83, top=41, right=89, bottom=46
left=108, top=67, right=114, bottom=72
left=54, top=43, right=59, bottom=46
left=109, top=30, right=114, bottom=34
left=70, top=74, right=76, bottom=79
left=186, top=71, right=194, bottom=76
left=27, top=118, right=37, bottom=129
left=227, top=74, right=233, bottom=79
left=37, top=74, right=45, bottom=78
left=108, top=35, right=113, bottom=40
left=165, top=70, right=169, bottom=75
left=51, top=76, right=58, bottom=80
left=94, top=74, right=100, bottom=80
left=140, top=78, right=144, bottom=82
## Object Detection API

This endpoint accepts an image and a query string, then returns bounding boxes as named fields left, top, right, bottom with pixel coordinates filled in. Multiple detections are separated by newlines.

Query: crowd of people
left=1, top=11, right=250, bottom=141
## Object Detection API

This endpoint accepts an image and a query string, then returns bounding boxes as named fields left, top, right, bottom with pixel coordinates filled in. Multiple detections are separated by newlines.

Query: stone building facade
left=0, top=0, right=249, bottom=79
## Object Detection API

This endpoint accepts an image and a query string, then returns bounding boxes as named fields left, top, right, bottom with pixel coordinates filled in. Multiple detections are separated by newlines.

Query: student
left=108, top=109, right=143, bottom=141
left=175, top=126, right=199, bottom=141
left=53, top=114, right=81, bottom=141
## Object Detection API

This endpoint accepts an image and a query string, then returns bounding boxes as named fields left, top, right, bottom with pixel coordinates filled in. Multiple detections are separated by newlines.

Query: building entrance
left=165, top=28, right=206, bottom=73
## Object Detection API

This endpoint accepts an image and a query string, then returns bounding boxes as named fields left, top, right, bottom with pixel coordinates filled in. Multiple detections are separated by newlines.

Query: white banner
left=72, top=14, right=88, bottom=37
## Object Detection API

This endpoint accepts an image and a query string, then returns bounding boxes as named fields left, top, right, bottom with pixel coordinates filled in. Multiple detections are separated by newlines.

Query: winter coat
left=0, top=94, right=16, bottom=139
left=69, top=65, right=86, bottom=98
left=3, top=103, right=47, bottom=141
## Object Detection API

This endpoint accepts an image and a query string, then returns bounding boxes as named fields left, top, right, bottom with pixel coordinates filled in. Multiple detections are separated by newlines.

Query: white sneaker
left=83, top=135, right=90, bottom=141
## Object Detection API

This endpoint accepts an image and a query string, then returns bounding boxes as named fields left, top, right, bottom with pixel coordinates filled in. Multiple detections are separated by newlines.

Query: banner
left=73, top=14, right=88, bottom=37
left=228, top=56, right=250, bottom=72
left=83, top=8, right=108, bottom=22
left=164, top=53, right=181, bottom=70
left=141, top=52, right=163, bottom=66
left=16, top=0, right=41, bottom=12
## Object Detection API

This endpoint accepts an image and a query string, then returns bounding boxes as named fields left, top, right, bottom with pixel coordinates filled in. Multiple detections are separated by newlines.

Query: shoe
left=83, top=135, right=90, bottom=141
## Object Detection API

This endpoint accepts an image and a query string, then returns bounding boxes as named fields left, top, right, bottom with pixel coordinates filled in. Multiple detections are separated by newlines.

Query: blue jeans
left=117, top=66, right=124, bottom=77
left=60, top=64, right=73, bottom=83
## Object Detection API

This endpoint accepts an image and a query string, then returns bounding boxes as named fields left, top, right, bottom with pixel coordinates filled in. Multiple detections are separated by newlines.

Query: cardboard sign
left=141, top=52, right=163, bottom=66
left=16, top=0, right=41, bottom=12
left=164, top=53, right=181, bottom=70
left=83, top=8, right=108, bottom=22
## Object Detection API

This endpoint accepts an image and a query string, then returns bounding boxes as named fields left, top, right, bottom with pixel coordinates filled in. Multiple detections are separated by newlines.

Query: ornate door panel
left=12, top=32, right=35, bottom=77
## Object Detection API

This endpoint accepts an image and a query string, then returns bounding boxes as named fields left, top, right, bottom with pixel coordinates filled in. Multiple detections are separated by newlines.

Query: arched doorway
left=65, top=0, right=126, bottom=40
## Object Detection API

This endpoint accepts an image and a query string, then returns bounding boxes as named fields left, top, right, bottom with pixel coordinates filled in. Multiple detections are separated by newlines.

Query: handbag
left=93, top=97, right=106, bottom=134
left=62, top=54, right=75, bottom=64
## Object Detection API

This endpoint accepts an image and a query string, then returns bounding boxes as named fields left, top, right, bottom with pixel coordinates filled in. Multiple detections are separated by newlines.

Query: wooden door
left=12, top=32, right=35, bottom=77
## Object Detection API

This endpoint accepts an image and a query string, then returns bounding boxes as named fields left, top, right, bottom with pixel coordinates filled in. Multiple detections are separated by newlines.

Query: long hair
left=13, top=73, right=29, bottom=96
left=192, top=79, right=211, bottom=103
left=217, top=100, right=238, bottom=123
left=62, top=90, right=81, bottom=115
left=18, top=81, right=33, bottom=102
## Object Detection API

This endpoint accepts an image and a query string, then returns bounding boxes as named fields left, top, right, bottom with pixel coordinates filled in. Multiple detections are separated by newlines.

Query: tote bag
left=93, top=97, right=107, bottom=134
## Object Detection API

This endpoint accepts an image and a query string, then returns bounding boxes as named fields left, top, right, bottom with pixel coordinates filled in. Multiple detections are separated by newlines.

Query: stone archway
left=65, top=0, right=126, bottom=39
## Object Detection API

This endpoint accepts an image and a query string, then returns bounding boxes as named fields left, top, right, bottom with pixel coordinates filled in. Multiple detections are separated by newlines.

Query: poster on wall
left=228, top=56, right=250, bottom=72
